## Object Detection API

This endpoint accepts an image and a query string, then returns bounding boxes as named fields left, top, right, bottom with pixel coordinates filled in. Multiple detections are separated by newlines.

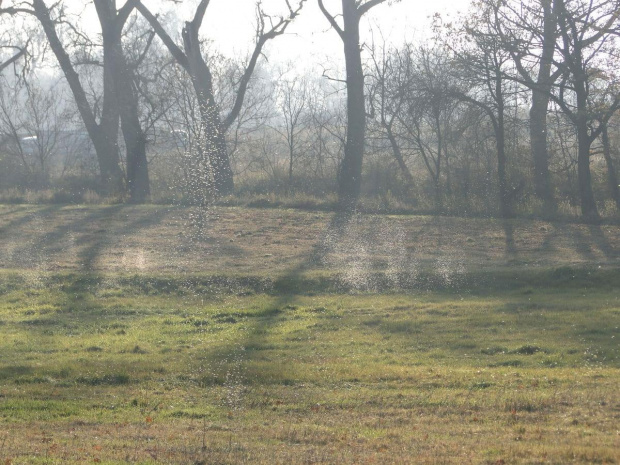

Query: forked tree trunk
left=97, top=0, right=150, bottom=203
left=32, top=0, right=125, bottom=195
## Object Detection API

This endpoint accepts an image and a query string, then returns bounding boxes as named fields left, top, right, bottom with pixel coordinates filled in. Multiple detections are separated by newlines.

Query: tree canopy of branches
left=135, top=0, right=305, bottom=198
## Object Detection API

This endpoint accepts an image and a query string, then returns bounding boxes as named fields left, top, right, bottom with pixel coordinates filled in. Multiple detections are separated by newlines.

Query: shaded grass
left=2, top=265, right=619, bottom=300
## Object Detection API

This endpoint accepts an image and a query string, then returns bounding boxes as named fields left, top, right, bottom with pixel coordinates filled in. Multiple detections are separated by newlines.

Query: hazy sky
left=112, top=0, right=472, bottom=73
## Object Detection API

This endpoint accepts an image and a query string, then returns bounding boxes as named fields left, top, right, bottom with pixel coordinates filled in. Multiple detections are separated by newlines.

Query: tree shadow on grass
left=502, top=220, right=517, bottom=260
left=0, top=204, right=63, bottom=236
left=75, top=206, right=174, bottom=271
left=3, top=205, right=127, bottom=270
left=0, top=205, right=37, bottom=220
left=190, top=210, right=356, bottom=393
left=586, top=224, right=619, bottom=261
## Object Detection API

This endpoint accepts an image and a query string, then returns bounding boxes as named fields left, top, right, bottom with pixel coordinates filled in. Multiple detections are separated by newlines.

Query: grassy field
left=0, top=205, right=619, bottom=464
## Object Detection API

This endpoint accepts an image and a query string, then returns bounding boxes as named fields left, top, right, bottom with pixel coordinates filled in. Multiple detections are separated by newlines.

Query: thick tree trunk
left=119, top=87, right=150, bottom=203
left=530, top=0, right=556, bottom=212
left=530, top=90, right=553, bottom=210
left=183, top=22, right=234, bottom=196
left=32, top=0, right=124, bottom=195
left=91, top=131, right=124, bottom=193
left=601, top=126, right=620, bottom=212
left=99, top=21, right=125, bottom=195
left=111, top=41, right=150, bottom=203
left=338, top=0, right=366, bottom=209
left=193, top=86, right=234, bottom=196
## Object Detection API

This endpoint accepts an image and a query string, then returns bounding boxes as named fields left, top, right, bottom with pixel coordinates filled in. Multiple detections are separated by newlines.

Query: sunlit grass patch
left=0, top=205, right=619, bottom=463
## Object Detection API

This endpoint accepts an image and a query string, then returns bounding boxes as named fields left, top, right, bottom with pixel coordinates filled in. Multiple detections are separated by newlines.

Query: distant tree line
left=0, top=0, right=619, bottom=222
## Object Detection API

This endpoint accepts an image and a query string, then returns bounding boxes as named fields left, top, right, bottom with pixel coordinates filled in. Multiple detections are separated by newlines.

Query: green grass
left=0, top=270, right=618, bottom=463
left=0, top=205, right=619, bottom=463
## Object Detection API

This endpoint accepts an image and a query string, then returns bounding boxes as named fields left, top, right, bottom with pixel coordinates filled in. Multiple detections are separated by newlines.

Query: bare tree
left=274, top=73, right=309, bottom=187
left=436, top=4, right=524, bottom=218
left=367, top=40, right=415, bottom=186
left=318, top=0, right=392, bottom=209
left=306, top=79, right=346, bottom=181
left=492, top=0, right=561, bottom=213
left=551, top=0, right=620, bottom=221
left=2, top=0, right=131, bottom=194
left=135, top=0, right=305, bottom=197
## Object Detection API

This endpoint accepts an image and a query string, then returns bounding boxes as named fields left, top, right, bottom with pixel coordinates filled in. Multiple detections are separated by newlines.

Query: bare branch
left=135, top=0, right=189, bottom=70
left=0, top=44, right=27, bottom=73
left=357, top=0, right=388, bottom=18
left=318, top=0, right=344, bottom=40
left=191, top=0, right=211, bottom=31
left=223, top=0, right=306, bottom=129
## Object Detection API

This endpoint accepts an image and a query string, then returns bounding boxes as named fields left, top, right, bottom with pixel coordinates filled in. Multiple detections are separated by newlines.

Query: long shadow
left=0, top=205, right=31, bottom=220
left=565, top=225, right=597, bottom=262
left=0, top=204, right=63, bottom=236
left=587, top=224, right=619, bottom=261
left=3, top=206, right=221, bottom=386
left=307, top=209, right=355, bottom=266
left=76, top=205, right=176, bottom=271
left=4, top=205, right=127, bottom=269
left=502, top=220, right=518, bottom=260
left=202, top=210, right=355, bottom=388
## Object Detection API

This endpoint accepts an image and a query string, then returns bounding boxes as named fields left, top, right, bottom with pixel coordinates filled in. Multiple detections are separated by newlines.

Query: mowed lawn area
left=0, top=205, right=619, bottom=464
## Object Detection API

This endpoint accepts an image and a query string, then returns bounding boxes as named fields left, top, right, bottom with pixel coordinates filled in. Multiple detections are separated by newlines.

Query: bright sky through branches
left=197, top=0, right=468, bottom=61
left=80, top=0, right=470, bottom=72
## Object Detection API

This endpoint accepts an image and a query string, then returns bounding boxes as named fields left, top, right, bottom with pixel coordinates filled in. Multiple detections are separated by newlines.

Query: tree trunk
left=119, top=83, right=150, bottom=203
left=576, top=121, right=598, bottom=221
left=530, top=89, right=553, bottom=209
left=111, top=41, right=150, bottom=203
left=288, top=135, right=294, bottom=187
left=574, top=75, right=599, bottom=221
left=530, top=0, right=556, bottom=212
left=434, top=112, right=443, bottom=210
left=385, top=125, right=414, bottom=185
left=495, top=79, right=513, bottom=219
left=601, top=125, right=620, bottom=212
left=338, top=0, right=366, bottom=209
left=32, top=0, right=124, bottom=195
left=496, top=117, right=512, bottom=218
left=183, top=21, right=234, bottom=197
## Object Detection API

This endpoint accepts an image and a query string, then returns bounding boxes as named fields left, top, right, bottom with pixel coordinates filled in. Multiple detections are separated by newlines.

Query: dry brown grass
left=0, top=205, right=618, bottom=276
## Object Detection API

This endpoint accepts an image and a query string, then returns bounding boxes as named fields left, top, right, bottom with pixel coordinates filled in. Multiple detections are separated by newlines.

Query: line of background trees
left=0, top=0, right=619, bottom=222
